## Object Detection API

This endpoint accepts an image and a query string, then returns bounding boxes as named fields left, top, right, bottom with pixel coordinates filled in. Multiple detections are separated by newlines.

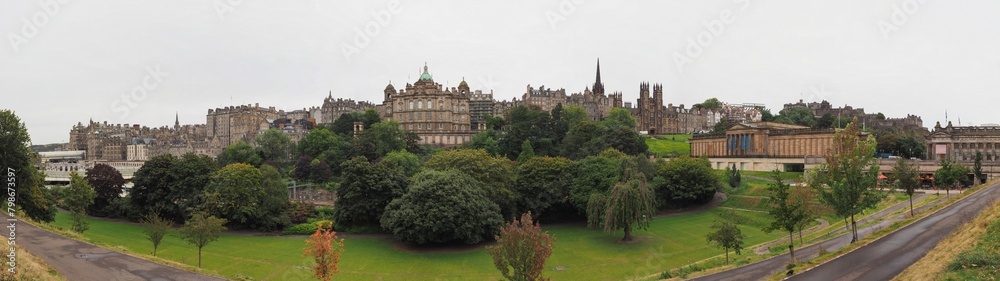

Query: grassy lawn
left=51, top=209, right=783, bottom=281
left=646, top=134, right=691, bottom=157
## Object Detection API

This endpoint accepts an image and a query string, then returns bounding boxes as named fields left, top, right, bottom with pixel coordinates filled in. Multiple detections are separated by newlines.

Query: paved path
left=2, top=213, right=227, bottom=281
left=689, top=192, right=933, bottom=281
left=752, top=218, right=829, bottom=255
left=789, top=182, right=1000, bottom=281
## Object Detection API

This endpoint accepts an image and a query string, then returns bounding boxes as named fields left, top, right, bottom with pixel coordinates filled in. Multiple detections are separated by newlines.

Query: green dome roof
left=418, top=63, right=433, bottom=81
left=458, top=79, right=468, bottom=88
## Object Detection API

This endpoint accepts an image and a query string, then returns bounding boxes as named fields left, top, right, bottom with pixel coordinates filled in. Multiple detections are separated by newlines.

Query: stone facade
left=690, top=122, right=837, bottom=158
left=207, top=103, right=279, bottom=146
left=469, top=91, right=495, bottom=129
left=377, top=64, right=474, bottom=146
left=636, top=82, right=666, bottom=134
left=927, top=122, right=1000, bottom=162
left=666, top=104, right=719, bottom=134
left=320, top=94, right=375, bottom=124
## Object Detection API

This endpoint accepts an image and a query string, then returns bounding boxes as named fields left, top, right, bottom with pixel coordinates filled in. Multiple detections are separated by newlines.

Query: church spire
left=593, top=58, right=605, bottom=95
left=174, top=112, right=180, bottom=129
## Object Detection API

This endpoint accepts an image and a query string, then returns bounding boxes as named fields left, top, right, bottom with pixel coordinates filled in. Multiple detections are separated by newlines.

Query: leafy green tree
left=763, top=170, right=806, bottom=262
left=0, top=110, right=56, bottom=222
left=85, top=163, right=125, bottom=217
left=514, top=156, right=572, bottom=218
left=334, top=156, right=407, bottom=228
left=650, top=156, right=719, bottom=208
left=178, top=212, right=227, bottom=268
left=694, top=98, right=723, bottom=110
left=66, top=172, right=96, bottom=233
left=567, top=155, right=621, bottom=213
left=380, top=150, right=421, bottom=177
left=201, top=163, right=288, bottom=231
left=292, top=156, right=313, bottom=181
left=604, top=127, right=648, bottom=155
left=501, top=106, right=554, bottom=159
left=487, top=212, right=556, bottom=281
left=141, top=212, right=173, bottom=256
left=168, top=153, right=217, bottom=222
left=298, top=128, right=342, bottom=158
left=517, top=140, right=536, bottom=164
left=355, top=120, right=418, bottom=160
left=561, top=121, right=608, bottom=160
left=774, top=107, right=816, bottom=128
left=890, top=158, right=919, bottom=216
left=560, top=105, right=589, bottom=129
left=258, top=164, right=292, bottom=231
left=470, top=129, right=502, bottom=156
left=218, top=141, right=262, bottom=167
left=601, top=108, right=637, bottom=130
left=727, top=163, right=741, bottom=188
left=706, top=221, right=744, bottom=264
left=594, top=159, right=656, bottom=242
left=484, top=114, right=507, bottom=131
left=897, top=136, right=925, bottom=159
left=255, top=129, right=293, bottom=167
left=935, top=160, right=969, bottom=198
left=381, top=170, right=503, bottom=244
left=130, top=154, right=177, bottom=221
left=423, top=149, right=516, bottom=218
left=330, top=112, right=363, bottom=137
left=362, top=108, right=382, bottom=128
left=815, top=113, right=836, bottom=129
left=814, top=118, right=883, bottom=243
left=309, top=160, right=333, bottom=183
left=711, top=118, right=732, bottom=134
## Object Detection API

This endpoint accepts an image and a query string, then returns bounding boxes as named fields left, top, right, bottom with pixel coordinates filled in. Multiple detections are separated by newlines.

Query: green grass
left=646, top=134, right=691, bottom=157
left=51, top=209, right=783, bottom=281
left=943, top=210, right=1000, bottom=280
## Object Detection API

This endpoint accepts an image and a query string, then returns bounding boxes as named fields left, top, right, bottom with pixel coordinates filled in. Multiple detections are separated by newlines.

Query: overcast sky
left=3, top=0, right=999, bottom=145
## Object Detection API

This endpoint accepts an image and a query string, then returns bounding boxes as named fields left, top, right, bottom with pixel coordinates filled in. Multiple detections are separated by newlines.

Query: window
left=418, top=100, right=423, bottom=109
left=409, top=101, right=414, bottom=110
left=408, top=124, right=413, bottom=130
left=439, top=124, right=442, bottom=129
left=439, top=113, right=443, bottom=119
left=409, top=112, right=414, bottom=120
left=428, top=100, right=433, bottom=109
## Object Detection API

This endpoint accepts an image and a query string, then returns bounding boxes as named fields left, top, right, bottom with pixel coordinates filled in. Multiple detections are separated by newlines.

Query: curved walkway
left=689, top=192, right=935, bottom=281
left=789, top=182, right=1000, bottom=280
left=2, top=213, right=226, bottom=281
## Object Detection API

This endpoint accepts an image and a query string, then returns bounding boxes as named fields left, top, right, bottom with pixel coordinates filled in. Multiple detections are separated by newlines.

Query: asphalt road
left=2, top=213, right=226, bottom=281
left=689, top=192, right=936, bottom=281
left=789, top=182, right=1000, bottom=281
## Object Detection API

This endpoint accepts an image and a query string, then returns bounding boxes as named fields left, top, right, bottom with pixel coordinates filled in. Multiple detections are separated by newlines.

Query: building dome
left=385, top=83, right=395, bottom=92
left=418, top=63, right=433, bottom=81
left=458, top=79, right=469, bottom=88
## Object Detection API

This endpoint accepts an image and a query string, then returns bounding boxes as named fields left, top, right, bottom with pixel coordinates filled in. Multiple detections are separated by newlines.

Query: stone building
left=522, top=85, right=566, bottom=112
left=690, top=122, right=841, bottom=171
left=636, top=82, right=667, bottom=134
left=206, top=103, right=279, bottom=146
left=319, top=94, right=375, bottom=124
left=469, top=90, right=495, bottom=129
left=927, top=122, right=1000, bottom=162
left=665, top=105, right=718, bottom=134
left=377, top=64, right=475, bottom=146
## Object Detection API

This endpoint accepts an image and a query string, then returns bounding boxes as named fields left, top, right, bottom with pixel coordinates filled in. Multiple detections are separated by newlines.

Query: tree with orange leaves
left=302, top=222, right=344, bottom=281
left=487, top=212, right=556, bottom=281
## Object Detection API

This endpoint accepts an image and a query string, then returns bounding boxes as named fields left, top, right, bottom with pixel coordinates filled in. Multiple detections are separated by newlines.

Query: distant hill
left=30, top=143, right=67, bottom=153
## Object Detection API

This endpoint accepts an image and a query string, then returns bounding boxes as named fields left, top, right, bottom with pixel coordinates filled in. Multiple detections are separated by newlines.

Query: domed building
left=377, top=64, right=481, bottom=146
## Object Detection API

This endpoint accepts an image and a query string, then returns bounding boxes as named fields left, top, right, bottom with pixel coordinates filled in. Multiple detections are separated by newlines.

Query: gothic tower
left=593, top=59, right=605, bottom=96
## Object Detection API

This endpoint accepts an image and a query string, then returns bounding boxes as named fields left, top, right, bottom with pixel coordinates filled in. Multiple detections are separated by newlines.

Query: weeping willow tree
left=588, top=159, right=656, bottom=241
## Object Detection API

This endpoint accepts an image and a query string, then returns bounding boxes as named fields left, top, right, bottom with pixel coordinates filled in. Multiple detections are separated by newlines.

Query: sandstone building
left=377, top=64, right=475, bottom=146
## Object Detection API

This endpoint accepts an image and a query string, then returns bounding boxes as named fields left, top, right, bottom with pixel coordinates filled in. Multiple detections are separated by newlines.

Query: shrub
left=283, top=220, right=332, bottom=235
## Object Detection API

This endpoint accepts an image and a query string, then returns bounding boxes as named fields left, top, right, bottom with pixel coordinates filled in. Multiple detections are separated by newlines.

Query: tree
left=380, top=150, right=421, bottom=177
left=814, top=118, right=884, bottom=243
left=711, top=118, right=732, bottom=134
left=293, top=156, right=313, bottom=181
left=567, top=155, right=622, bottom=213
left=514, top=157, right=572, bottom=218
left=257, top=164, right=292, bottom=231
left=309, top=160, right=333, bottom=183
left=130, top=154, right=177, bottom=221
left=168, top=153, right=217, bottom=223
left=178, top=212, right=227, bottom=268
left=423, top=149, right=516, bottom=218
left=355, top=120, right=419, bottom=160
left=604, top=127, right=648, bottom=156
left=790, top=185, right=818, bottom=244
left=517, top=140, right=536, bottom=163
left=774, top=107, right=816, bottom=128
left=501, top=106, right=552, bottom=159
left=0, top=110, right=56, bottom=222
left=84, top=163, right=125, bottom=217
left=302, top=222, right=344, bottom=281
left=763, top=170, right=806, bottom=262
left=601, top=108, right=637, bottom=130
left=706, top=221, right=744, bottom=264
left=470, top=129, right=502, bottom=156
left=890, top=158, right=919, bottom=216
left=381, top=170, right=503, bottom=244
left=727, top=163, right=741, bottom=188
left=973, top=152, right=984, bottom=184
left=66, top=172, right=96, bottom=233
left=935, top=160, right=969, bottom=198
left=141, top=212, right=173, bottom=256
left=255, top=129, right=293, bottom=167
left=334, top=156, right=407, bottom=228
left=594, top=159, right=656, bottom=241
left=217, top=141, right=262, bottom=167
left=487, top=212, right=556, bottom=281
left=298, top=128, right=342, bottom=159
left=561, top=121, right=608, bottom=160
left=650, top=156, right=719, bottom=208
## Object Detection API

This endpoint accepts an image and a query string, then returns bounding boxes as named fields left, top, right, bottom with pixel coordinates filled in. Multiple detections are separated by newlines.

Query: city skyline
left=4, top=0, right=1000, bottom=144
